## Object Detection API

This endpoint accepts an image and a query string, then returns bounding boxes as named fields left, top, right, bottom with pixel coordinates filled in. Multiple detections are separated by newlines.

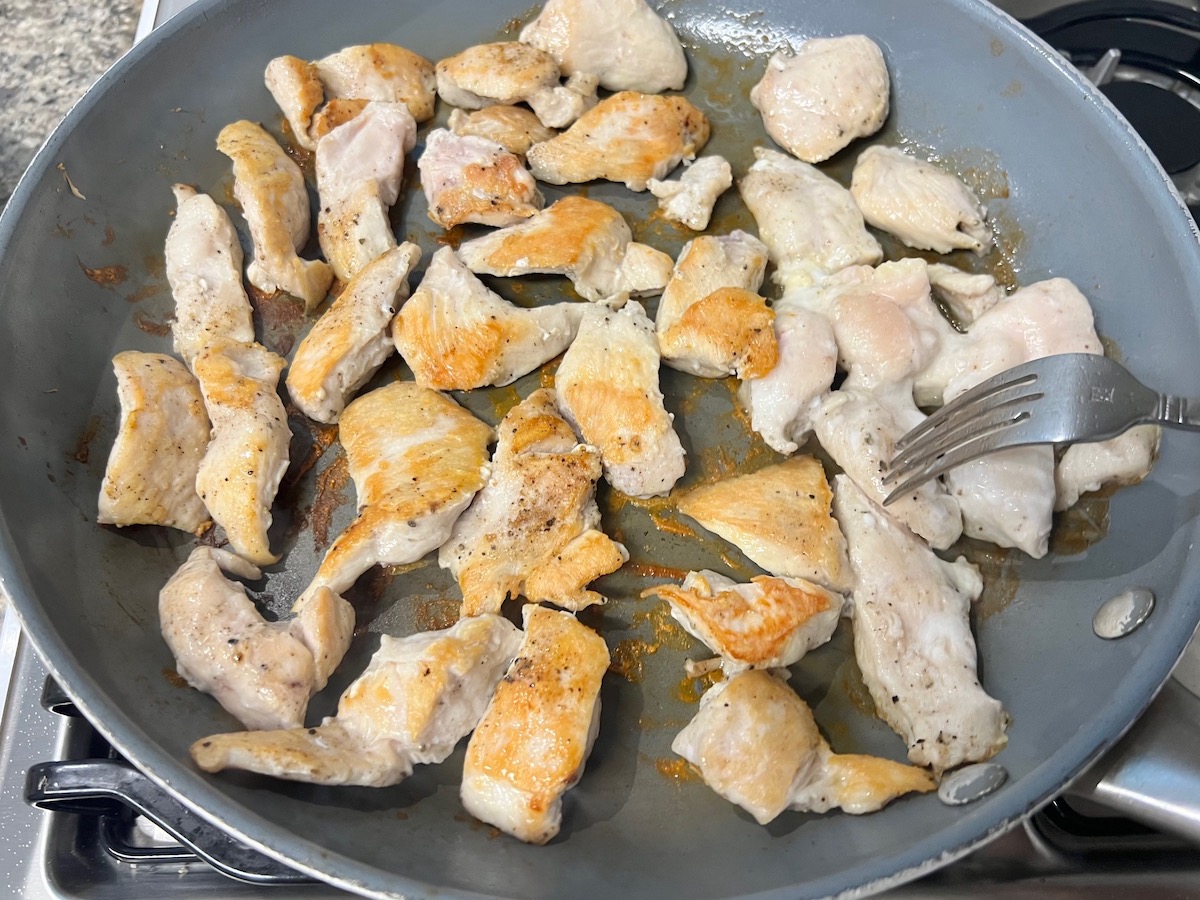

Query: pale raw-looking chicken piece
left=164, top=185, right=255, bottom=370
left=673, top=670, right=935, bottom=825
left=644, top=570, right=844, bottom=673
left=394, top=248, right=583, bottom=391
left=519, top=0, right=687, bottom=93
left=1055, top=425, right=1160, bottom=511
left=926, top=263, right=1004, bottom=326
left=298, top=382, right=493, bottom=606
left=678, top=456, right=852, bottom=593
left=461, top=604, right=609, bottom=845
left=417, top=128, right=544, bottom=229
left=526, top=92, right=710, bottom=192
left=97, top=352, right=210, bottom=534
left=160, top=547, right=354, bottom=731
left=655, top=231, right=775, bottom=379
left=555, top=300, right=685, bottom=498
left=739, top=147, right=882, bottom=289
left=447, top=106, right=555, bottom=158
left=287, top=243, right=422, bottom=424
left=191, top=614, right=522, bottom=787
left=833, top=475, right=1008, bottom=772
left=457, top=196, right=672, bottom=301
left=440, top=388, right=628, bottom=617
left=216, top=121, right=333, bottom=311
left=750, top=36, right=890, bottom=164
left=851, top=146, right=993, bottom=255
left=316, top=101, right=417, bottom=283
left=193, top=340, right=290, bottom=567
left=647, top=155, right=734, bottom=231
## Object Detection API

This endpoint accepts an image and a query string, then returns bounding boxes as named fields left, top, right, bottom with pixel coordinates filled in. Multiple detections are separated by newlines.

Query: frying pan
left=4, top=0, right=1200, bottom=897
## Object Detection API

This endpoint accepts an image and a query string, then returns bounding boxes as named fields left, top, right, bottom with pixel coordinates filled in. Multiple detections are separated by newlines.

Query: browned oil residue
left=133, top=311, right=171, bottom=337
left=284, top=413, right=339, bottom=489
left=632, top=601, right=695, bottom=652
left=838, top=654, right=878, bottom=717
left=394, top=811, right=409, bottom=820
left=72, top=415, right=101, bottom=464
left=627, top=561, right=690, bottom=582
left=279, top=118, right=316, bottom=181
left=311, top=455, right=350, bottom=550
left=250, top=285, right=305, bottom=358
left=990, top=36, right=1005, bottom=56
left=143, top=254, right=165, bottom=281
left=485, top=384, right=524, bottom=421
left=609, top=638, right=652, bottom=682
left=962, top=541, right=1021, bottom=621
left=497, top=4, right=539, bottom=37
left=648, top=506, right=700, bottom=538
left=102, top=224, right=115, bottom=246
left=1051, top=494, right=1112, bottom=556
left=538, top=356, right=562, bottom=389
left=162, top=667, right=190, bottom=689
left=637, top=713, right=688, bottom=731
left=124, top=283, right=162, bottom=304
left=435, top=225, right=470, bottom=248
left=414, top=595, right=460, bottom=632
left=1001, top=80, right=1023, bottom=98
left=655, top=757, right=700, bottom=785
left=674, top=669, right=722, bottom=704
left=78, top=258, right=127, bottom=287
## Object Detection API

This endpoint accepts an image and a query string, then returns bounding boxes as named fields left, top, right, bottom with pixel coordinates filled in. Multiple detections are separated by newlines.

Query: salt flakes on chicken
left=418, top=128, right=544, bottom=229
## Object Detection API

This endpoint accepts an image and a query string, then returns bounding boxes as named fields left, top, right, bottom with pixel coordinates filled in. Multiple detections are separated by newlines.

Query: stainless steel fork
left=882, top=353, right=1200, bottom=505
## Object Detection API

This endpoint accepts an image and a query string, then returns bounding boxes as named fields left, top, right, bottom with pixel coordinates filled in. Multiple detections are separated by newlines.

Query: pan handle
left=25, top=758, right=311, bottom=884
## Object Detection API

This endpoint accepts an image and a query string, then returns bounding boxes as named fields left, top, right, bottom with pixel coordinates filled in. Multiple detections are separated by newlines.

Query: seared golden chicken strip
left=673, top=670, right=934, bottom=824
left=461, top=604, right=609, bottom=844
left=417, top=128, right=543, bottom=229
left=751, top=36, right=890, bottom=164
left=645, top=570, right=843, bottom=673
left=457, top=196, right=672, bottom=301
left=191, top=614, right=522, bottom=786
left=526, top=92, right=710, bottom=192
left=316, top=101, right=417, bottom=283
left=160, top=547, right=353, bottom=731
left=440, top=389, right=628, bottom=617
left=98, top=352, right=210, bottom=534
left=556, top=301, right=686, bottom=498
left=393, top=247, right=582, bottom=391
left=314, top=44, right=437, bottom=122
left=264, top=55, right=325, bottom=151
left=298, top=381, right=493, bottom=606
left=678, top=456, right=851, bottom=593
left=851, top=146, right=992, bottom=254
left=833, top=475, right=1008, bottom=772
left=520, top=0, right=687, bottom=93
left=216, top=121, right=333, bottom=311
left=193, top=340, right=290, bottom=566
left=447, top=106, right=556, bottom=158
left=647, top=155, right=733, bottom=232
left=287, top=243, right=422, bottom=424
left=164, top=185, right=255, bottom=370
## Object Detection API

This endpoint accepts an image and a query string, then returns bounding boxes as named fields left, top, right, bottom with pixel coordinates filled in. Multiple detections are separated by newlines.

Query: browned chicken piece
left=461, top=604, right=609, bottom=844
left=526, top=92, right=710, bottom=191
left=417, top=128, right=543, bottom=229
left=315, top=43, right=437, bottom=121
left=264, top=55, right=325, bottom=151
left=310, top=99, right=369, bottom=142
left=673, top=670, right=935, bottom=824
left=440, top=388, right=628, bottom=617
left=447, top=106, right=556, bottom=158
left=97, top=351, right=210, bottom=534
left=679, top=456, right=852, bottom=593
left=457, top=195, right=672, bottom=301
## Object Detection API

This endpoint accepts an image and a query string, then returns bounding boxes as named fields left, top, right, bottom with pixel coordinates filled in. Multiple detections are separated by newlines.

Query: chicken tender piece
left=191, top=615, right=521, bottom=786
left=926, top=263, right=1004, bottom=326
left=447, top=106, right=555, bottom=158
left=97, top=352, right=210, bottom=534
left=647, top=155, right=734, bottom=231
left=556, top=301, right=685, bottom=498
left=461, top=604, right=609, bottom=845
left=287, top=243, right=422, bottom=424
left=526, top=92, right=710, bottom=192
left=1056, top=425, right=1160, bottom=511
left=315, top=43, right=436, bottom=122
left=440, top=389, right=628, bottom=617
left=674, top=670, right=934, bottom=824
left=751, top=36, right=889, bottom=164
left=264, top=55, right=325, bottom=151
left=418, top=128, right=543, bottom=229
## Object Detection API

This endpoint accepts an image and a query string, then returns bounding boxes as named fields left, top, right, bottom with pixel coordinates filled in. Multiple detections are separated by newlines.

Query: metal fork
left=882, top=353, right=1200, bottom=505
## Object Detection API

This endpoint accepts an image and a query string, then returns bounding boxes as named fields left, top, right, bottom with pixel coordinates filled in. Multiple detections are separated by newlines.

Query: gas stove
left=4, top=0, right=1200, bottom=896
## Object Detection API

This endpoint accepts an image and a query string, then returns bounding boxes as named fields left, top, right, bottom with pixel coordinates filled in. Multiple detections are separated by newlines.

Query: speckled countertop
left=0, top=0, right=139, bottom=204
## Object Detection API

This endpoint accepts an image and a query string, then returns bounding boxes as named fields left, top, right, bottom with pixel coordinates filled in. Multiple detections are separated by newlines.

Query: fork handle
left=1156, top=395, right=1200, bottom=431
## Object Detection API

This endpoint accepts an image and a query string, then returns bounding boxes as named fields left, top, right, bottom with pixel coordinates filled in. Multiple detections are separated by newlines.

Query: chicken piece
left=164, top=185, right=255, bottom=370
left=655, top=231, right=773, bottom=378
left=645, top=570, right=844, bottom=673
left=739, top=147, right=882, bottom=289
left=832, top=475, right=1007, bottom=772
left=678, top=457, right=852, bottom=592
left=193, top=340, right=290, bottom=566
left=316, top=101, right=417, bottom=283
left=418, top=129, right=543, bottom=229
left=97, top=352, right=210, bottom=534
left=191, top=614, right=522, bottom=786
left=647, top=155, right=733, bottom=232
left=926, top=263, right=1004, bottom=326
left=457, top=196, right=672, bottom=301
left=216, top=121, right=333, bottom=311
left=1055, top=425, right=1160, bottom=511
left=750, top=36, right=890, bottom=164
left=520, top=0, right=687, bottom=93
left=440, top=389, right=628, bottom=617
left=160, top=547, right=354, bottom=731
left=393, top=247, right=583, bottom=391
left=314, top=44, right=437, bottom=122
left=447, top=106, right=556, bottom=158
left=299, top=381, right=493, bottom=605
left=264, top=55, right=325, bottom=151
left=941, top=447, right=1057, bottom=556
left=555, top=301, right=685, bottom=497
left=461, top=604, right=609, bottom=844
left=287, top=243, right=422, bottom=424
left=527, top=72, right=600, bottom=130
left=851, top=146, right=992, bottom=254
left=526, top=92, right=710, bottom=192
left=673, top=670, right=934, bottom=824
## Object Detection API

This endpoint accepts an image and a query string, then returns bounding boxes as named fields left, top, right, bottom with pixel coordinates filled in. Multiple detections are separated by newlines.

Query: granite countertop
left=0, top=0, right=139, bottom=204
